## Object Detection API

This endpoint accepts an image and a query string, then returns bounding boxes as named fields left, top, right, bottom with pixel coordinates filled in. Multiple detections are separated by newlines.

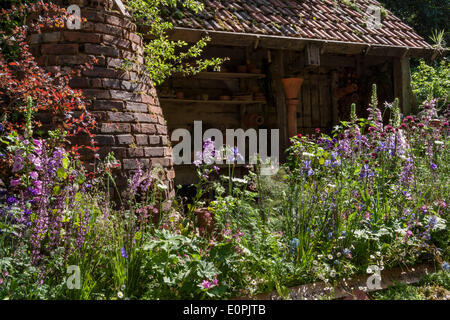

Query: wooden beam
left=150, top=27, right=438, bottom=58
left=331, top=71, right=339, bottom=126
left=269, top=50, right=288, bottom=161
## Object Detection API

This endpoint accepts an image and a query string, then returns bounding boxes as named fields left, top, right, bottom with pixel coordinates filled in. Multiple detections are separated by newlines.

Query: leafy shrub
left=411, top=59, right=450, bottom=112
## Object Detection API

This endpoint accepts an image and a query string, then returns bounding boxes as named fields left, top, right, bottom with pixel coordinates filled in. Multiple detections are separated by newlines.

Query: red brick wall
left=28, top=0, right=175, bottom=196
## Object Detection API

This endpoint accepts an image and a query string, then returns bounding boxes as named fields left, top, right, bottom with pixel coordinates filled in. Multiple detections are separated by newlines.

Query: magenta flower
left=29, top=171, right=38, bottom=180
left=201, top=280, right=212, bottom=289
left=10, top=179, right=20, bottom=187
left=212, top=277, right=219, bottom=287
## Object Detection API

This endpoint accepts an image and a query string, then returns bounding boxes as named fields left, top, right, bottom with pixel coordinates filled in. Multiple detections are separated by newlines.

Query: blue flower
left=442, top=262, right=450, bottom=271
left=121, top=247, right=128, bottom=258
left=341, top=231, right=347, bottom=237
left=327, top=232, right=333, bottom=240
left=290, top=238, right=299, bottom=255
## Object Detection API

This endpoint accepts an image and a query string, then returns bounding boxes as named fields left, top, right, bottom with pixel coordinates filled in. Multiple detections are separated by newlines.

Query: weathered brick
left=123, top=158, right=150, bottom=170
left=82, top=9, right=105, bottom=23
left=94, top=135, right=115, bottom=145
left=148, top=105, right=162, bottom=114
left=69, top=77, right=90, bottom=88
left=106, top=112, right=135, bottom=122
left=101, top=123, right=131, bottom=133
left=90, top=78, right=103, bottom=88
left=141, top=94, right=155, bottom=105
left=84, top=44, right=119, bottom=57
left=160, top=136, right=168, bottom=145
left=132, top=124, right=156, bottom=134
left=111, top=147, right=127, bottom=158
left=106, top=57, right=124, bottom=68
left=135, top=135, right=148, bottom=145
left=144, top=147, right=164, bottom=157
left=156, top=125, right=168, bottom=135
left=126, top=102, right=148, bottom=113
left=129, top=32, right=142, bottom=45
left=149, top=136, right=160, bottom=145
left=92, top=100, right=124, bottom=111
left=83, top=67, right=119, bottom=78
left=64, top=31, right=102, bottom=43
left=103, top=34, right=130, bottom=49
left=57, top=55, right=88, bottom=65
left=151, top=157, right=172, bottom=167
left=167, top=169, right=176, bottom=180
left=83, top=89, right=111, bottom=99
left=41, top=43, right=78, bottom=55
left=105, top=14, right=122, bottom=26
left=135, top=113, right=158, bottom=123
left=28, top=34, right=42, bottom=45
left=110, top=90, right=140, bottom=101
left=128, top=148, right=144, bottom=157
left=94, top=23, right=122, bottom=36
left=42, top=32, right=62, bottom=43
left=116, top=134, right=134, bottom=145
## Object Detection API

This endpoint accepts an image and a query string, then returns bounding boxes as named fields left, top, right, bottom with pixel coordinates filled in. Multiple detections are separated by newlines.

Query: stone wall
left=28, top=0, right=175, bottom=196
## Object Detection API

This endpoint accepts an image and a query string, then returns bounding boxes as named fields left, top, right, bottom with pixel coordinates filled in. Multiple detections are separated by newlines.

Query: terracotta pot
left=282, top=78, right=304, bottom=99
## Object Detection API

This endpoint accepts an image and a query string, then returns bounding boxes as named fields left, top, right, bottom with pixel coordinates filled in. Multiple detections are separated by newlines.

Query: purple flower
left=121, top=247, right=128, bottom=258
left=29, top=171, right=38, bottom=180
left=212, top=277, right=219, bottom=287
left=430, top=161, right=437, bottom=171
left=10, top=179, right=20, bottom=187
left=7, top=196, right=17, bottom=205
left=201, top=280, right=212, bottom=289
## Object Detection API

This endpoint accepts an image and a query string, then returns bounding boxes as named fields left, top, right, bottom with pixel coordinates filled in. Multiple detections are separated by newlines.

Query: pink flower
left=201, top=280, right=212, bottom=289
left=212, top=277, right=219, bottom=287
left=407, top=230, right=412, bottom=237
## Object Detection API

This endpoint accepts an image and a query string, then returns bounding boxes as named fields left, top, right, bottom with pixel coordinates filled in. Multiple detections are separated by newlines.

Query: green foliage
left=380, top=0, right=449, bottom=46
left=126, top=0, right=227, bottom=85
left=411, top=59, right=450, bottom=112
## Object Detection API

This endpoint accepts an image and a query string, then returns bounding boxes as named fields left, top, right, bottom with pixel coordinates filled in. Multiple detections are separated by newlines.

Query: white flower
left=328, top=254, right=333, bottom=260
left=434, top=141, right=444, bottom=145
left=366, top=267, right=372, bottom=274
left=336, top=252, right=342, bottom=257
left=302, top=152, right=315, bottom=158
left=330, top=270, right=336, bottom=278
left=117, top=291, right=124, bottom=299
left=370, top=255, right=375, bottom=259
left=313, top=260, right=318, bottom=265
left=376, top=251, right=381, bottom=256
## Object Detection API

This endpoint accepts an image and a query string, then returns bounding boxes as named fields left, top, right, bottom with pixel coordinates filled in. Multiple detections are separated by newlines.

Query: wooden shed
left=148, top=0, right=436, bottom=185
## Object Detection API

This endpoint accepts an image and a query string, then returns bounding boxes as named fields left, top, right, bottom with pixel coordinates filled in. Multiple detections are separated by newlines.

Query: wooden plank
left=311, top=75, right=320, bottom=128
left=319, top=75, right=331, bottom=128
left=331, top=71, right=339, bottom=126
left=269, top=50, right=288, bottom=161
left=172, top=72, right=266, bottom=80
left=302, top=77, right=311, bottom=129
left=297, top=86, right=304, bottom=130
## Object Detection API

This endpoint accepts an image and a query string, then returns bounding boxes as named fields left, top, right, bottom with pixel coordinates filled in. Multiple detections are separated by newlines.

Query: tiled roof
left=168, top=0, right=433, bottom=49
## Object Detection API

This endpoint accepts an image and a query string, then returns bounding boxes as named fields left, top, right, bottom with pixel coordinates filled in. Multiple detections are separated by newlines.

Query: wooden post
left=393, top=57, right=415, bottom=115
left=331, top=71, right=339, bottom=126
left=269, top=50, right=288, bottom=161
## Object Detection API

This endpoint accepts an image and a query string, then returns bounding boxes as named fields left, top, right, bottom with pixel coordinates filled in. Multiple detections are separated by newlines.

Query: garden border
left=234, top=262, right=438, bottom=300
